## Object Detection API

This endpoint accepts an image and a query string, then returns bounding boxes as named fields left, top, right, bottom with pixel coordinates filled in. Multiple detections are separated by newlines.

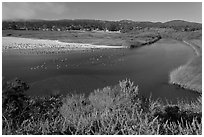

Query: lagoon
left=2, top=38, right=200, bottom=103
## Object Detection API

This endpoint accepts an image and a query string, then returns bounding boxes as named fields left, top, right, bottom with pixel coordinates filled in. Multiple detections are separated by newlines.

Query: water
left=2, top=39, right=200, bottom=103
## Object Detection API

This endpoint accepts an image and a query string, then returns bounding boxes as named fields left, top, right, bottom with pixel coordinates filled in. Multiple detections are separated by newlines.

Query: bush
left=2, top=78, right=64, bottom=135
left=2, top=78, right=29, bottom=128
left=2, top=79, right=202, bottom=135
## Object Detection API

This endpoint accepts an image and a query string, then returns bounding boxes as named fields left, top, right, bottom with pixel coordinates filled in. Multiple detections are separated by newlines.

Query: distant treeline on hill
left=2, top=19, right=202, bottom=32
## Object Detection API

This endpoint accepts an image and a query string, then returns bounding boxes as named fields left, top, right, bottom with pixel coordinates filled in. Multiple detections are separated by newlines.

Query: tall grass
left=2, top=79, right=202, bottom=135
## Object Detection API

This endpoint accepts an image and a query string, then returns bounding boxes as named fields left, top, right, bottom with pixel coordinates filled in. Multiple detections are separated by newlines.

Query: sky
left=2, top=2, right=202, bottom=23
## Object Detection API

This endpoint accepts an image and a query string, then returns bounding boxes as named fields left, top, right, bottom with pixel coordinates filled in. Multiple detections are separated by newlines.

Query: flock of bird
left=3, top=37, right=125, bottom=56
left=28, top=56, right=103, bottom=71
left=3, top=37, right=126, bottom=72
left=27, top=53, right=125, bottom=71
left=3, top=42, right=107, bottom=56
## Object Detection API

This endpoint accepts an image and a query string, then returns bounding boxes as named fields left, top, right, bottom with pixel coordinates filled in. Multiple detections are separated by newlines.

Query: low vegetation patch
left=2, top=78, right=202, bottom=135
left=122, top=30, right=162, bottom=48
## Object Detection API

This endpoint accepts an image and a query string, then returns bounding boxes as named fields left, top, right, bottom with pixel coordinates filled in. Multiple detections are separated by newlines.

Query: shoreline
left=182, top=40, right=201, bottom=56
left=169, top=39, right=202, bottom=93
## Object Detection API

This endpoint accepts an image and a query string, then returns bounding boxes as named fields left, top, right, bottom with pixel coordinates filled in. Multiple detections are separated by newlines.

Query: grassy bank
left=169, top=39, right=202, bottom=93
left=2, top=30, right=161, bottom=49
left=2, top=79, right=202, bottom=135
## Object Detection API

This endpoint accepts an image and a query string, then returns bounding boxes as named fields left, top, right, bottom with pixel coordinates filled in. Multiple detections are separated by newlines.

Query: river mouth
left=2, top=38, right=200, bottom=103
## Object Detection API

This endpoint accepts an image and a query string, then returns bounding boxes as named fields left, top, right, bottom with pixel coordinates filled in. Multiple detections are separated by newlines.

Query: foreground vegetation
left=2, top=78, right=202, bottom=135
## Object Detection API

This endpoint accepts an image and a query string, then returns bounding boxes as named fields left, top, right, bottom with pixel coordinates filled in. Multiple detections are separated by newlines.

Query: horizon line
left=2, top=18, right=202, bottom=24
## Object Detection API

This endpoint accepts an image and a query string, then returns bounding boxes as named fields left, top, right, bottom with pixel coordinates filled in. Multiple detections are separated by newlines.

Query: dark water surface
left=2, top=39, right=200, bottom=103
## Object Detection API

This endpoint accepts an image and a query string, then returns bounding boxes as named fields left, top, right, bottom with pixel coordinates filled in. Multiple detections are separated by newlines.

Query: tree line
left=2, top=19, right=202, bottom=32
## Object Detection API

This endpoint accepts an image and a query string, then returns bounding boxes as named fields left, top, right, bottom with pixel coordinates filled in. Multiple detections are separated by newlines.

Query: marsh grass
left=169, top=53, right=202, bottom=93
left=2, top=79, right=202, bottom=135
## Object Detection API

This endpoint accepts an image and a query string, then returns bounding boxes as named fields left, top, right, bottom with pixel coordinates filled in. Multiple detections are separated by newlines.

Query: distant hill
left=164, top=20, right=201, bottom=26
left=163, top=20, right=201, bottom=31
left=2, top=19, right=201, bottom=32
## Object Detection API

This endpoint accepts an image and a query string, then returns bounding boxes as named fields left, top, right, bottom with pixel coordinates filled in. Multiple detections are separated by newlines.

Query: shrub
left=2, top=79, right=202, bottom=135
left=2, top=78, right=64, bottom=135
left=2, top=78, right=29, bottom=128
